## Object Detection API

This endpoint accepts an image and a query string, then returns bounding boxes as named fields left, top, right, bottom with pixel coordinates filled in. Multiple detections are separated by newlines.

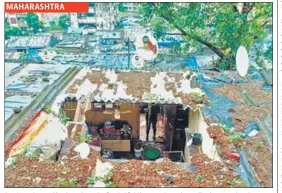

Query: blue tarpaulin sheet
left=236, top=150, right=259, bottom=187
left=242, top=122, right=260, bottom=138
left=248, top=69, right=264, bottom=81
left=184, top=57, right=199, bottom=72
left=193, top=57, right=259, bottom=187
left=198, top=73, right=237, bottom=128
left=103, top=54, right=133, bottom=69
left=262, top=82, right=272, bottom=90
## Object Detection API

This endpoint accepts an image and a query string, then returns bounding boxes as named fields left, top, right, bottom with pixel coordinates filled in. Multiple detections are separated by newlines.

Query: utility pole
left=128, top=36, right=130, bottom=69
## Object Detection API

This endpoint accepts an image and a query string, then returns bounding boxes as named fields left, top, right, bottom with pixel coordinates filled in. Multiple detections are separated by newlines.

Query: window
left=10, top=18, right=17, bottom=24
left=105, top=103, right=113, bottom=109
left=94, top=103, right=102, bottom=108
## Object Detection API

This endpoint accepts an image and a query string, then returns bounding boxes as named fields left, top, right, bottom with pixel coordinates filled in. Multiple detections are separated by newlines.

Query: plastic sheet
left=248, top=69, right=264, bottom=81
left=236, top=150, right=259, bottom=187
left=184, top=57, right=199, bottom=72
left=261, top=82, right=272, bottom=90
left=199, top=73, right=237, bottom=128
left=242, top=122, right=260, bottom=138
left=193, top=57, right=262, bottom=187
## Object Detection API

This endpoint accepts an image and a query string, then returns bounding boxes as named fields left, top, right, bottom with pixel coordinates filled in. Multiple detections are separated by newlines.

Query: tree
left=139, top=3, right=272, bottom=69
left=25, top=13, right=44, bottom=33
left=49, top=24, right=64, bottom=31
left=58, top=15, right=70, bottom=29
left=5, top=18, right=23, bottom=39
left=118, top=3, right=127, bottom=12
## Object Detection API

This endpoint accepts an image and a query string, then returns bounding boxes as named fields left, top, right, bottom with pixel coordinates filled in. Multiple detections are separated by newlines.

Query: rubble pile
left=207, top=126, right=239, bottom=162
left=213, top=81, right=272, bottom=131
left=231, top=106, right=272, bottom=132
left=214, top=81, right=272, bottom=105
left=206, top=77, right=273, bottom=187
left=5, top=147, right=102, bottom=188
left=111, top=156, right=234, bottom=187
left=244, top=137, right=273, bottom=187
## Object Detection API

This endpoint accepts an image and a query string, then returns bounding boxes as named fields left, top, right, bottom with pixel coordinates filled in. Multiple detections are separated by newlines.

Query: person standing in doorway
left=146, top=104, right=160, bottom=141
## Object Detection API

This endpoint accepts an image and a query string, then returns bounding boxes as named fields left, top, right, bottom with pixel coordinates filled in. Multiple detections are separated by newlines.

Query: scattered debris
left=74, top=143, right=90, bottom=159
left=5, top=157, right=18, bottom=168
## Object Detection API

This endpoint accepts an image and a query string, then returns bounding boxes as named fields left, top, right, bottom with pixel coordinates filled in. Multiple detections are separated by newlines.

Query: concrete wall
left=188, top=109, right=221, bottom=161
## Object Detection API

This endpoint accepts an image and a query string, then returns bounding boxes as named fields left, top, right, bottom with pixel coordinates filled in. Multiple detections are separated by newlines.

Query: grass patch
left=228, top=177, right=250, bottom=187
left=69, top=178, right=78, bottom=188
left=57, top=178, right=68, bottom=186
left=62, top=167, right=71, bottom=175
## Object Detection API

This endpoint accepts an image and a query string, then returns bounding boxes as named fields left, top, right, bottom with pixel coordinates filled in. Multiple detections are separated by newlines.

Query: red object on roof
left=230, top=152, right=240, bottom=161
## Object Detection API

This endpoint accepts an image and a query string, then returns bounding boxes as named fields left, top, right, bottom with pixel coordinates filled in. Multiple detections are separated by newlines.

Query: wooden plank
left=101, top=140, right=130, bottom=152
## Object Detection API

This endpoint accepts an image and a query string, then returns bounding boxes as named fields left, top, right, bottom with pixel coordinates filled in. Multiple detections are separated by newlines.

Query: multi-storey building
left=119, top=3, right=138, bottom=12
left=5, top=13, right=27, bottom=28
left=5, top=13, right=67, bottom=28
left=70, top=3, right=119, bottom=34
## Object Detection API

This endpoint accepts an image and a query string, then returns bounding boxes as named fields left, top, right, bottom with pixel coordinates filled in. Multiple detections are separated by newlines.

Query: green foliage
left=5, top=19, right=26, bottom=39
left=5, top=26, right=22, bottom=38
left=196, top=175, right=205, bottom=182
left=25, top=13, right=44, bottom=33
left=44, top=105, right=52, bottom=114
left=76, top=132, right=92, bottom=143
left=49, top=24, right=64, bottom=31
left=189, top=90, right=206, bottom=104
left=217, top=57, right=235, bottom=70
left=102, top=171, right=113, bottom=182
left=69, top=178, right=78, bottom=187
left=86, top=177, right=98, bottom=185
left=59, top=15, right=70, bottom=29
left=257, top=141, right=263, bottom=149
left=86, top=135, right=92, bottom=143
left=22, top=147, right=39, bottom=160
left=57, top=178, right=68, bottom=186
left=86, top=172, right=115, bottom=187
left=106, top=181, right=116, bottom=188
left=155, top=166, right=162, bottom=173
left=118, top=3, right=127, bottom=12
left=227, top=133, right=244, bottom=144
left=264, top=44, right=272, bottom=61
left=139, top=3, right=272, bottom=69
left=75, top=132, right=85, bottom=143
left=59, top=111, right=70, bottom=125
left=220, top=124, right=231, bottom=134
left=5, top=156, right=18, bottom=168
left=62, top=167, right=71, bottom=175
left=228, top=177, right=250, bottom=187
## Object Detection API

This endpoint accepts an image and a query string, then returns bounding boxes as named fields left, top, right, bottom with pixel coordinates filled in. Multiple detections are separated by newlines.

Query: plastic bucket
left=134, top=148, right=143, bottom=158
left=144, top=145, right=160, bottom=160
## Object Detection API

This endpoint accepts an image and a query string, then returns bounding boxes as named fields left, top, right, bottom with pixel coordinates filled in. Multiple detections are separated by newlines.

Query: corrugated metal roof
left=63, top=69, right=206, bottom=109
left=5, top=95, right=33, bottom=121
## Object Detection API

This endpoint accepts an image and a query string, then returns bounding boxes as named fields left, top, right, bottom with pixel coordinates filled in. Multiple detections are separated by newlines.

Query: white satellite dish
left=132, top=54, right=145, bottom=69
left=135, top=33, right=158, bottom=61
left=236, top=46, right=249, bottom=77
